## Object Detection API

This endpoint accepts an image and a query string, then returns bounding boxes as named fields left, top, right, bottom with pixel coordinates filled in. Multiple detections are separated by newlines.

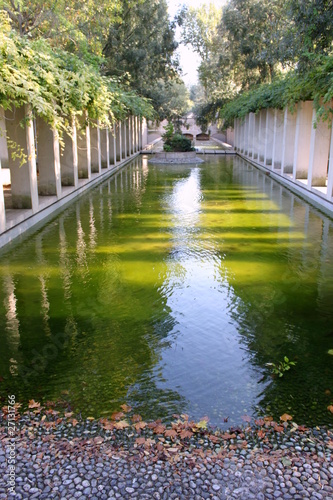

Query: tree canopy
left=182, top=0, right=333, bottom=129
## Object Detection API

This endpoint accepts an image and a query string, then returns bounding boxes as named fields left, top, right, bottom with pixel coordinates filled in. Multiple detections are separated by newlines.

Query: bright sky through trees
left=167, top=0, right=226, bottom=86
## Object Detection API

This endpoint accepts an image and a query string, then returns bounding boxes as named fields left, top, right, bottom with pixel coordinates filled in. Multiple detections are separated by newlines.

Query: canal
left=0, top=155, right=332, bottom=427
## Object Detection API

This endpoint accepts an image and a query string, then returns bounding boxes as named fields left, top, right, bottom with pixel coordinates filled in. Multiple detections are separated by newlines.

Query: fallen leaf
left=71, top=419, right=79, bottom=427
left=135, top=437, right=146, bottom=445
left=195, top=420, right=208, bottom=430
left=153, top=424, right=166, bottom=435
left=280, top=413, right=293, bottom=422
left=255, top=419, right=265, bottom=426
left=120, top=404, right=132, bottom=413
left=65, top=412, right=73, bottom=418
left=241, top=415, right=251, bottom=423
left=273, top=425, right=284, bottom=433
left=257, top=430, right=266, bottom=439
left=221, top=433, right=236, bottom=440
left=208, top=434, right=220, bottom=444
left=164, top=429, right=177, bottom=438
left=132, top=414, right=142, bottom=422
left=28, top=400, right=41, bottom=409
left=327, top=405, right=333, bottom=414
left=180, top=429, right=193, bottom=439
left=111, top=412, right=125, bottom=421
left=114, top=420, right=129, bottom=430
left=134, top=421, right=147, bottom=431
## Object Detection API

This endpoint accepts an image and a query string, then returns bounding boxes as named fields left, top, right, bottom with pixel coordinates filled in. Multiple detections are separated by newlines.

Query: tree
left=103, top=0, right=179, bottom=97
left=149, top=80, right=192, bottom=125
left=0, top=0, right=128, bottom=62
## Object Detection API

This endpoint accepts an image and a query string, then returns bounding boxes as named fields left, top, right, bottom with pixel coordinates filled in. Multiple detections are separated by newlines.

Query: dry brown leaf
left=65, top=412, right=73, bottom=418
left=280, top=413, right=293, bottom=422
left=153, top=424, right=166, bottom=435
left=135, top=437, right=146, bottom=445
left=134, top=421, right=147, bottom=431
left=120, top=404, right=132, bottom=413
left=132, top=414, right=142, bottom=422
left=114, top=420, right=129, bottom=430
left=111, top=412, right=125, bottom=421
left=164, top=428, right=177, bottom=438
left=71, top=418, right=79, bottom=427
left=327, top=405, right=333, bottom=414
left=180, top=429, right=193, bottom=439
left=28, top=400, right=41, bottom=409
left=208, top=434, right=220, bottom=444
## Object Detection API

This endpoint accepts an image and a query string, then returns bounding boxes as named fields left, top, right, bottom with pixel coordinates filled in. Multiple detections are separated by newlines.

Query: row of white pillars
left=234, top=101, right=333, bottom=201
left=0, top=108, right=144, bottom=237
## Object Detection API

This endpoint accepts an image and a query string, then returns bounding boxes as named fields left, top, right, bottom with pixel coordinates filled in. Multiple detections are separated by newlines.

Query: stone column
left=272, top=109, right=284, bottom=170
left=248, top=113, right=255, bottom=158
left=90, top=121, right=101, bottom=174
left=122, top=120, right=127, bottom=159
left=128, top=117, right=132, bottom=156
left=5, top=105, right=39, bottom=211
left=0, top=160, right=5, bottom=232
left=293, top=101, right=313, bottom=181
left=142, top=117, right=148, bottom=149
left=264, top=109, right=275, bottom=167
left=139, top=118, right=143, bottom=150
left=100, top=127, right=109, bottom=169
left=61, top=116, right=78, bottom=187
left=253, top=113, right=259, bottom=160
left=36, top=117, right=62, bottom=197
left=327, top=126, right=333, bottom=200
left=134, top=116, right=139, bottom=153
left=307, top=111, right=331, bottom=187
left=77, top=113, right=91, bottom=179
left=116, top=122, right=122, bottom=162
left=258, top=110, right=267, bottom=163
left=109, top=124, right=117, bottom=166
left=281, top=108, right=297, bottom=175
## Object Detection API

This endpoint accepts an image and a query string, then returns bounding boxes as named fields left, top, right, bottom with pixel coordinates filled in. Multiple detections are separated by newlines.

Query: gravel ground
left=1, top=405, right=332, bottom=499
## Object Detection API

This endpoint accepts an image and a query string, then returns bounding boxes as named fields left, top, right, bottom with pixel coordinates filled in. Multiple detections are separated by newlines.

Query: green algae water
left=0, top=156, right=333, bottom=427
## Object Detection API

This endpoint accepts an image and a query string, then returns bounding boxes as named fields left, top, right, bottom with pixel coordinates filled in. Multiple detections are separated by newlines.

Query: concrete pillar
left=258, top=110, right=267, bottom=163
left=233, top=119, right=238, bottom=150
left=272, top=109, right=284, bottom=170
left=307, top=111, right=331, bottom=187
left=327, top=126, right=333, bottom=200
left=109, top=124, right=116, bottom=166
left=130, top=116, right=134, bottom=155
left=77, top=114, right=91, bottom=179
left=0, top=160, right=5, bottom=232
left=139, top=118, right=143, bottom=150
left=252, top=113, right=259, bottom=160
left=36, top=117, right=62, bottom=197
left=61, top=116, right=78, bottom=187
left=0, top=107, right=8, bottom=162
left=128, top=117, right=132, bottom=156
left=121, top=120, right=127, bottom=159
left=100, top=128, right=109, bottom=169
left=281, top=108, right=297, bottom=175
left=243, top=114, right=249, bottom=155
left=293, top=101, right=313, bottom=181
left=116, top=122, right=122, bottom=162
left=126, top=118, right=130, bottom=156
left=5, top=105, right=39, bottom=211
left=248, top=113, right=255, bottom=158
left=134, top=116, right=139, bottom=153
left=90, top=121, right=101, bottom=174
left=142, top=117, right=148, bottom=148
left=264, top=109, right=275, bottom=167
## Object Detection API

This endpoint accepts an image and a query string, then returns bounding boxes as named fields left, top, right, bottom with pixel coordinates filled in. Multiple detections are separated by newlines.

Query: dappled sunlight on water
left=0, top=156, right=333, bottom=427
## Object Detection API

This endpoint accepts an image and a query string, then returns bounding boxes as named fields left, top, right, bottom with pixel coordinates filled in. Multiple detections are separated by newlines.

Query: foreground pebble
left=0, top=406, right=332, bottom=499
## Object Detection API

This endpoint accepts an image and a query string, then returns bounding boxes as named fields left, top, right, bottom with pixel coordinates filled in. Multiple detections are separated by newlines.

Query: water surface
left=1, top=156, right=333, bottom=427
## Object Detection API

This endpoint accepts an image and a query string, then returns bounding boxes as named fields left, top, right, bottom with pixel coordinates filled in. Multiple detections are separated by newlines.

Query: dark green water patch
left=0, top=156, right=332, bottom=428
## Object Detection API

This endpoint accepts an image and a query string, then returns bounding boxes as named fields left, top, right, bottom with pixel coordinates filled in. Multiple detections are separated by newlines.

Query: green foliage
left=266, top=357, right=297, bottom=378
left=0, top=11, right=155, bottom=133
left=220, top=55, right=333, bottom=127
left=162, top=124, right=194, bottom=152
left=103, top=0, right=179, bottom=99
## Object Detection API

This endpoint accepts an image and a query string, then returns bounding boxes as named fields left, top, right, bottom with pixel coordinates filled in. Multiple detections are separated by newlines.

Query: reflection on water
left=0, top=156, right=333, bottom=427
